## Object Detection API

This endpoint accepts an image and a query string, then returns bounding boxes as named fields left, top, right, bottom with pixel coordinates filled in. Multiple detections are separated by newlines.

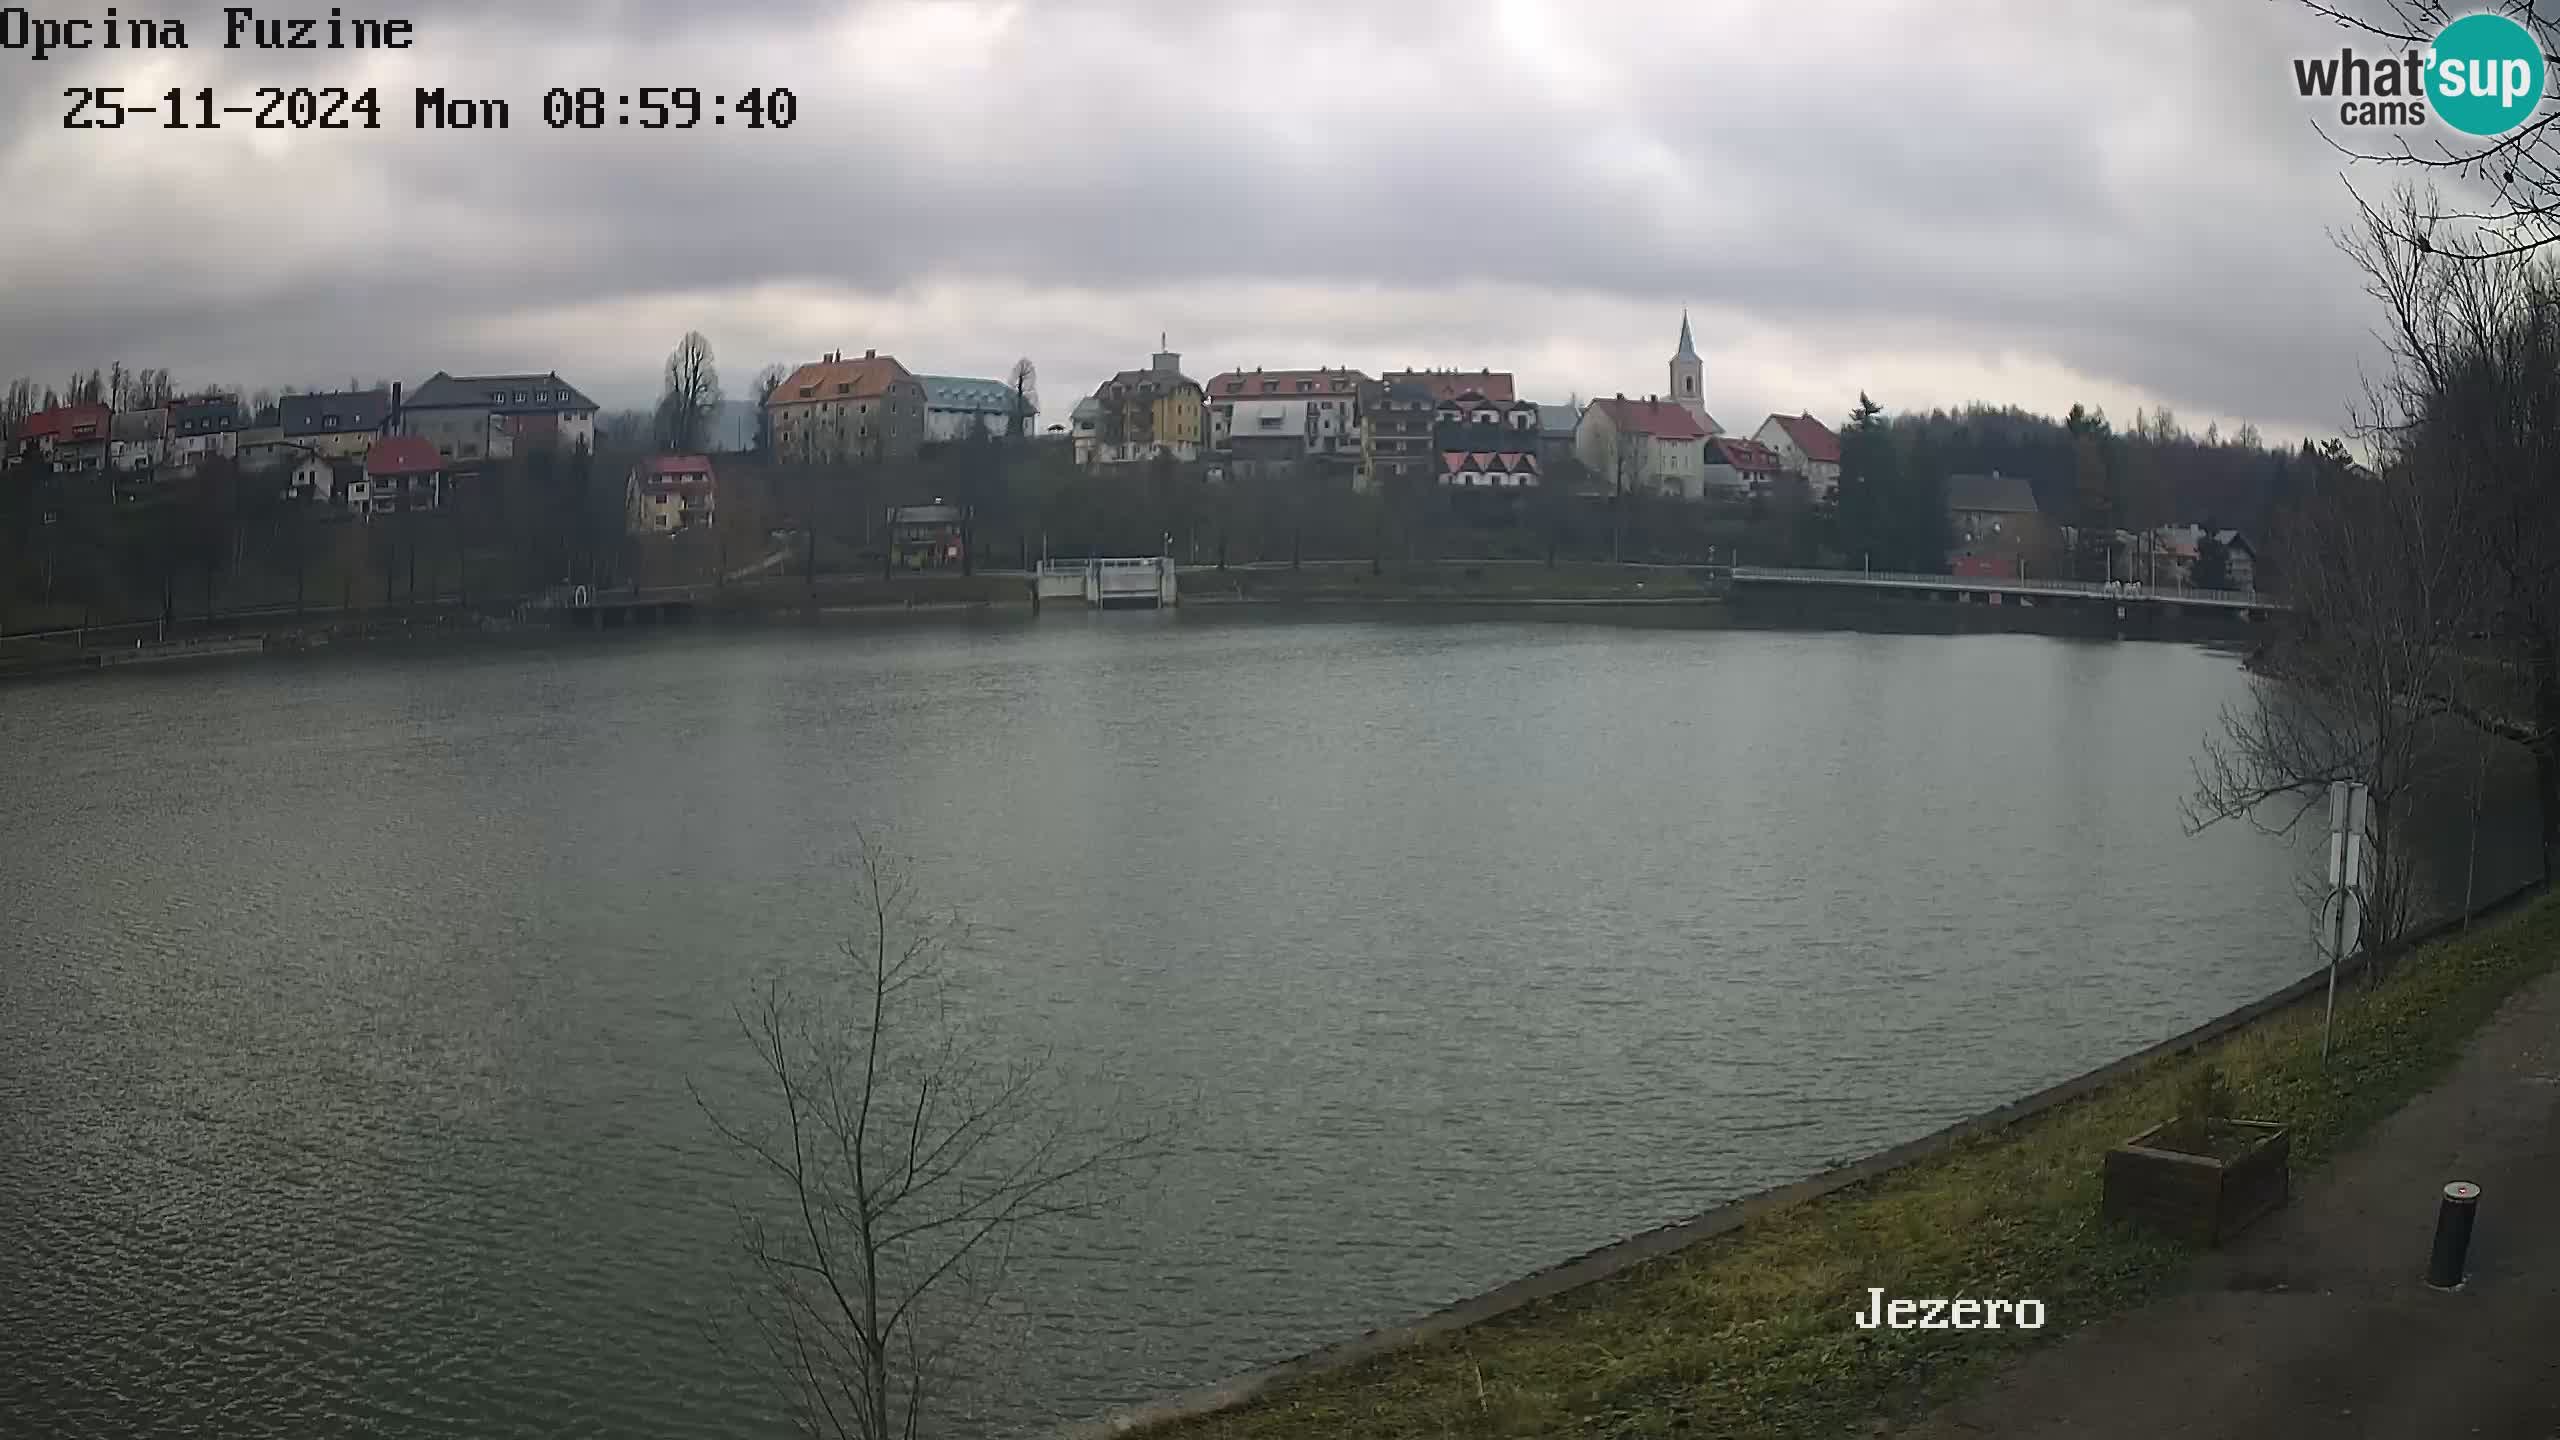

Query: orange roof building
left=765, top=348, right=926, bottom=464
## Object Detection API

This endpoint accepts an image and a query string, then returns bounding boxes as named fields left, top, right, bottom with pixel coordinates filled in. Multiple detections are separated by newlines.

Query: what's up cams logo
left=2293, top=11, right=2548, bottom=135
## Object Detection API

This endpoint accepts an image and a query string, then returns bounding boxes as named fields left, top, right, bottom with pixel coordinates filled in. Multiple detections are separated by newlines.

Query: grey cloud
left=0, top=0, right=2406, bottom=436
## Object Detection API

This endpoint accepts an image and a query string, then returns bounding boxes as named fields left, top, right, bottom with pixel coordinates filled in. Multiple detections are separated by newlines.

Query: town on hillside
left=2, top=315, right=2293, bottom=629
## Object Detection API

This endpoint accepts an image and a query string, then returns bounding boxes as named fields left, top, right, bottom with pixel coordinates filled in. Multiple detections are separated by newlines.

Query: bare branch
left=691, top=832, right=1166, bottom=1438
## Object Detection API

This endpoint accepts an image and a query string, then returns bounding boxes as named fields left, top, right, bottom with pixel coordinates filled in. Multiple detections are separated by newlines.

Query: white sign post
left=2322, top=780, right=2370, bottom=1063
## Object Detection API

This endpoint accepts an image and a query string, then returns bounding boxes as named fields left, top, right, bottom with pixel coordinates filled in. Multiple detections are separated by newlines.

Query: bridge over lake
left=1724, top=564, right=2277, bottom=615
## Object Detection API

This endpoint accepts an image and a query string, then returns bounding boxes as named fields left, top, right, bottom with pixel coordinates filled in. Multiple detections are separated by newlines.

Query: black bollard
left=2427, top=1181, right=2481, bottom=1289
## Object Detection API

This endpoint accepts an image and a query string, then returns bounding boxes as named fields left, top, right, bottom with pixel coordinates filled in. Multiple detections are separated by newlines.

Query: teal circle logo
left=2428, top=13, right=2546, bottom=136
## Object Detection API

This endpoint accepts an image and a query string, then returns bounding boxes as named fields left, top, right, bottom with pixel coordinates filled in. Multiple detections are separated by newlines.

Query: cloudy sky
left=0, top=0, right=2449, bottom=442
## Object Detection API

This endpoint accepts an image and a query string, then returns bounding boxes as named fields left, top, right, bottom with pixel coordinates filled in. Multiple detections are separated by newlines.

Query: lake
left=1, top=611, right=2530, bottom=1437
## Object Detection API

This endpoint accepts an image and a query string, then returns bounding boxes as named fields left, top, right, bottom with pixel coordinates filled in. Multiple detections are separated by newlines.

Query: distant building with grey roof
left=917, top=374, right=1031, bottom=443
left=1946, top=471, right=2042, bottom=519
left=401, top=370, right=598, bottom=463
left=280, top=389, right=394, bottom=459
left=1946, top=470, right=2050, bottom=571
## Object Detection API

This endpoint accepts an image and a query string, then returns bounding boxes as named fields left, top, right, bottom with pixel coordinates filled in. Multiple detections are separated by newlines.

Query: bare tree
left=2295, top=1, right=2560, bottom=259
left=658, top=331, right=725, bottom=454
left=2184, top=456, right=2476, bottom=965
left=2347, top=188, right=2560, bottom=852
left=753, top=363, right=792, bottom=459
left=693, top=835, right=1160, bottom=1440
left=2187, top=186, right=2552, bottom=962
left=1006, top=358, right=1038, bottom=442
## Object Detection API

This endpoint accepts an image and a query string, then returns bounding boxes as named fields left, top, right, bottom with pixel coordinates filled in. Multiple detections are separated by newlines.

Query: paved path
left=1895, top=963, right=2560, bottom=1439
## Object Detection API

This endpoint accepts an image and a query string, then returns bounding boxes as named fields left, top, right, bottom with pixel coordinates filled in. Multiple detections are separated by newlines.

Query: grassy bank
left=1143, top=893, right=2560, bottom=1440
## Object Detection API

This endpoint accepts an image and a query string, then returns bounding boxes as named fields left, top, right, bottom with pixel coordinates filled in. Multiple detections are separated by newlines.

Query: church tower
left=1669, top=310, right=1705, bottom=424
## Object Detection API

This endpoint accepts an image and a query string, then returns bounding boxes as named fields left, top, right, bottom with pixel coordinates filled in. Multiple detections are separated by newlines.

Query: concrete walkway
left=1895, top=963, right=2560, bottom=1439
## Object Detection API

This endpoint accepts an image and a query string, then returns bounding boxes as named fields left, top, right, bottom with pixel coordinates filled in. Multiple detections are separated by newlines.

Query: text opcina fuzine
left=1, top=7, right=418, bottom=63
left=1853, top=1288, right=2046, bottom=1330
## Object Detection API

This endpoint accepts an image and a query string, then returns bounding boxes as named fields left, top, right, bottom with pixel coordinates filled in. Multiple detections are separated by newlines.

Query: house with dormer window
left=766, top=350, right=927, bottom=464
left=1204, top=367, right=1369, bottom=458
left=281, top=388, right=395, bottom=460
left=400, top=370, right=599, bottom=463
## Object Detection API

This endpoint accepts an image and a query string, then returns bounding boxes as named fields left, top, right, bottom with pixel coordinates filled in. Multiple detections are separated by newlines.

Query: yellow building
left=281, top=388, right=395, bottom=459
left=1087, top=338, right=1204, bottom=466
left=627, top=454, right=717, bottom=535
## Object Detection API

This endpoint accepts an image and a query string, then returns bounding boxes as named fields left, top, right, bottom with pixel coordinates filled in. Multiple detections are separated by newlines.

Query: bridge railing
left=1728, top=564, right=2263, bottom=606
left=1038, top=557, right=1169, bottom=575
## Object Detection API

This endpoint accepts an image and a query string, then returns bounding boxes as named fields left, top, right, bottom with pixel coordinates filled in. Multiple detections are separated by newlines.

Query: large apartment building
left=401, top=371, right=598, bottom=463
left=767, top=350, right=927, bottom=464
left=1202, top=367, right=1368, bottom=460
left=1087, top=341, right=1204, bottom=466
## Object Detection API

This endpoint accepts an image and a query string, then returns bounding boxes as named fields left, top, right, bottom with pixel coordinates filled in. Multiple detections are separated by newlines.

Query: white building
left=1070, top=396, right=1101, bottom=467
left=284, top=451, right=334, bottom=503
left=1752, top=413, right=1843, bottom=500
left=1576, top=394, right=1710, bottom=498
left=1204, top=367, right=1366, bottom=457
left=1669, top=311, right=1707, bottom=426
left=110, top=409, right=166, bottom=472
left=167, top=395, right=244, bottom=470
left=918, top=374, right=1030, bottom=442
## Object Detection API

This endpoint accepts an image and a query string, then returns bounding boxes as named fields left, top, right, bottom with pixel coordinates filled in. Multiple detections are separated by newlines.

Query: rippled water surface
left=3, top=614, right=2379, bottom=1435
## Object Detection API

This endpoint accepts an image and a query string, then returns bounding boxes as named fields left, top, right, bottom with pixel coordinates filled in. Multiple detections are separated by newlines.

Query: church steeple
left=1670, top=310, right=1705, bottom=423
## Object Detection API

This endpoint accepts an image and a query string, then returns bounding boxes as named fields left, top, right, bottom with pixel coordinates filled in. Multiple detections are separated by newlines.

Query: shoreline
left=1072, top=876, right=2554, bottom=1439
left=0, top=566, right=2270, bottom=685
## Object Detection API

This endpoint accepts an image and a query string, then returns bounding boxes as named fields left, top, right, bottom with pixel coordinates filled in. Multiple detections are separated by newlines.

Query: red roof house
left=1437, top=449, right=1540, bottom=486
left=626, top=454, right=717, bottom=533
left=366, top=434, right=444, bottom=476
left=632, top=453, right=715, bottom=485
left=11, top=404, right=112, bottom=471
left=1381, top=368, right=1518, bottom=404
left=1589, top=395, right=1710, bottom=441
left=15, top=404, right=112, bottom=446
left=1760, top=412, right=1842, bottom=466
left=1706, top=435, right=1784, bottom=472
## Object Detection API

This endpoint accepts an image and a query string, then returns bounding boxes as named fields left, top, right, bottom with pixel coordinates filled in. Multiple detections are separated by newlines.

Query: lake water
left=0, top=611, right=2527, bottom=1437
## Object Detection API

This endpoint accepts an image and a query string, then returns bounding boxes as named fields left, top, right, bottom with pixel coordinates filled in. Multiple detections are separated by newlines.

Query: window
left=514, top=390, right=529, bottom=404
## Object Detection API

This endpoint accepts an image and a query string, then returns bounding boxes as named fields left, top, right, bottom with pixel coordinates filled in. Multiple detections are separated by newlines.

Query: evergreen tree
left=1893, top=427, right=1952, bottom=572
left=2193, top=532, right=2230, bottom=590
left=1835, top=393, right=1896, bottom=570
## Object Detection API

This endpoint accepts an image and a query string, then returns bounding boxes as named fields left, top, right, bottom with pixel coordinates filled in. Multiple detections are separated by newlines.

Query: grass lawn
left=1146, top=892, right=2559, bottom=1439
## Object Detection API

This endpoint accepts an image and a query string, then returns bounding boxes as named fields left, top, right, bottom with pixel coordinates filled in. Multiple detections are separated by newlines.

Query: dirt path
left=1893, top=962, right=2560, bottom=1439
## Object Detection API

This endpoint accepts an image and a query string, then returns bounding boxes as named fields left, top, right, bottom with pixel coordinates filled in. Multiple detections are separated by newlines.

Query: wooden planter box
left=2102, top=1121, right=2290, bottom=1246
